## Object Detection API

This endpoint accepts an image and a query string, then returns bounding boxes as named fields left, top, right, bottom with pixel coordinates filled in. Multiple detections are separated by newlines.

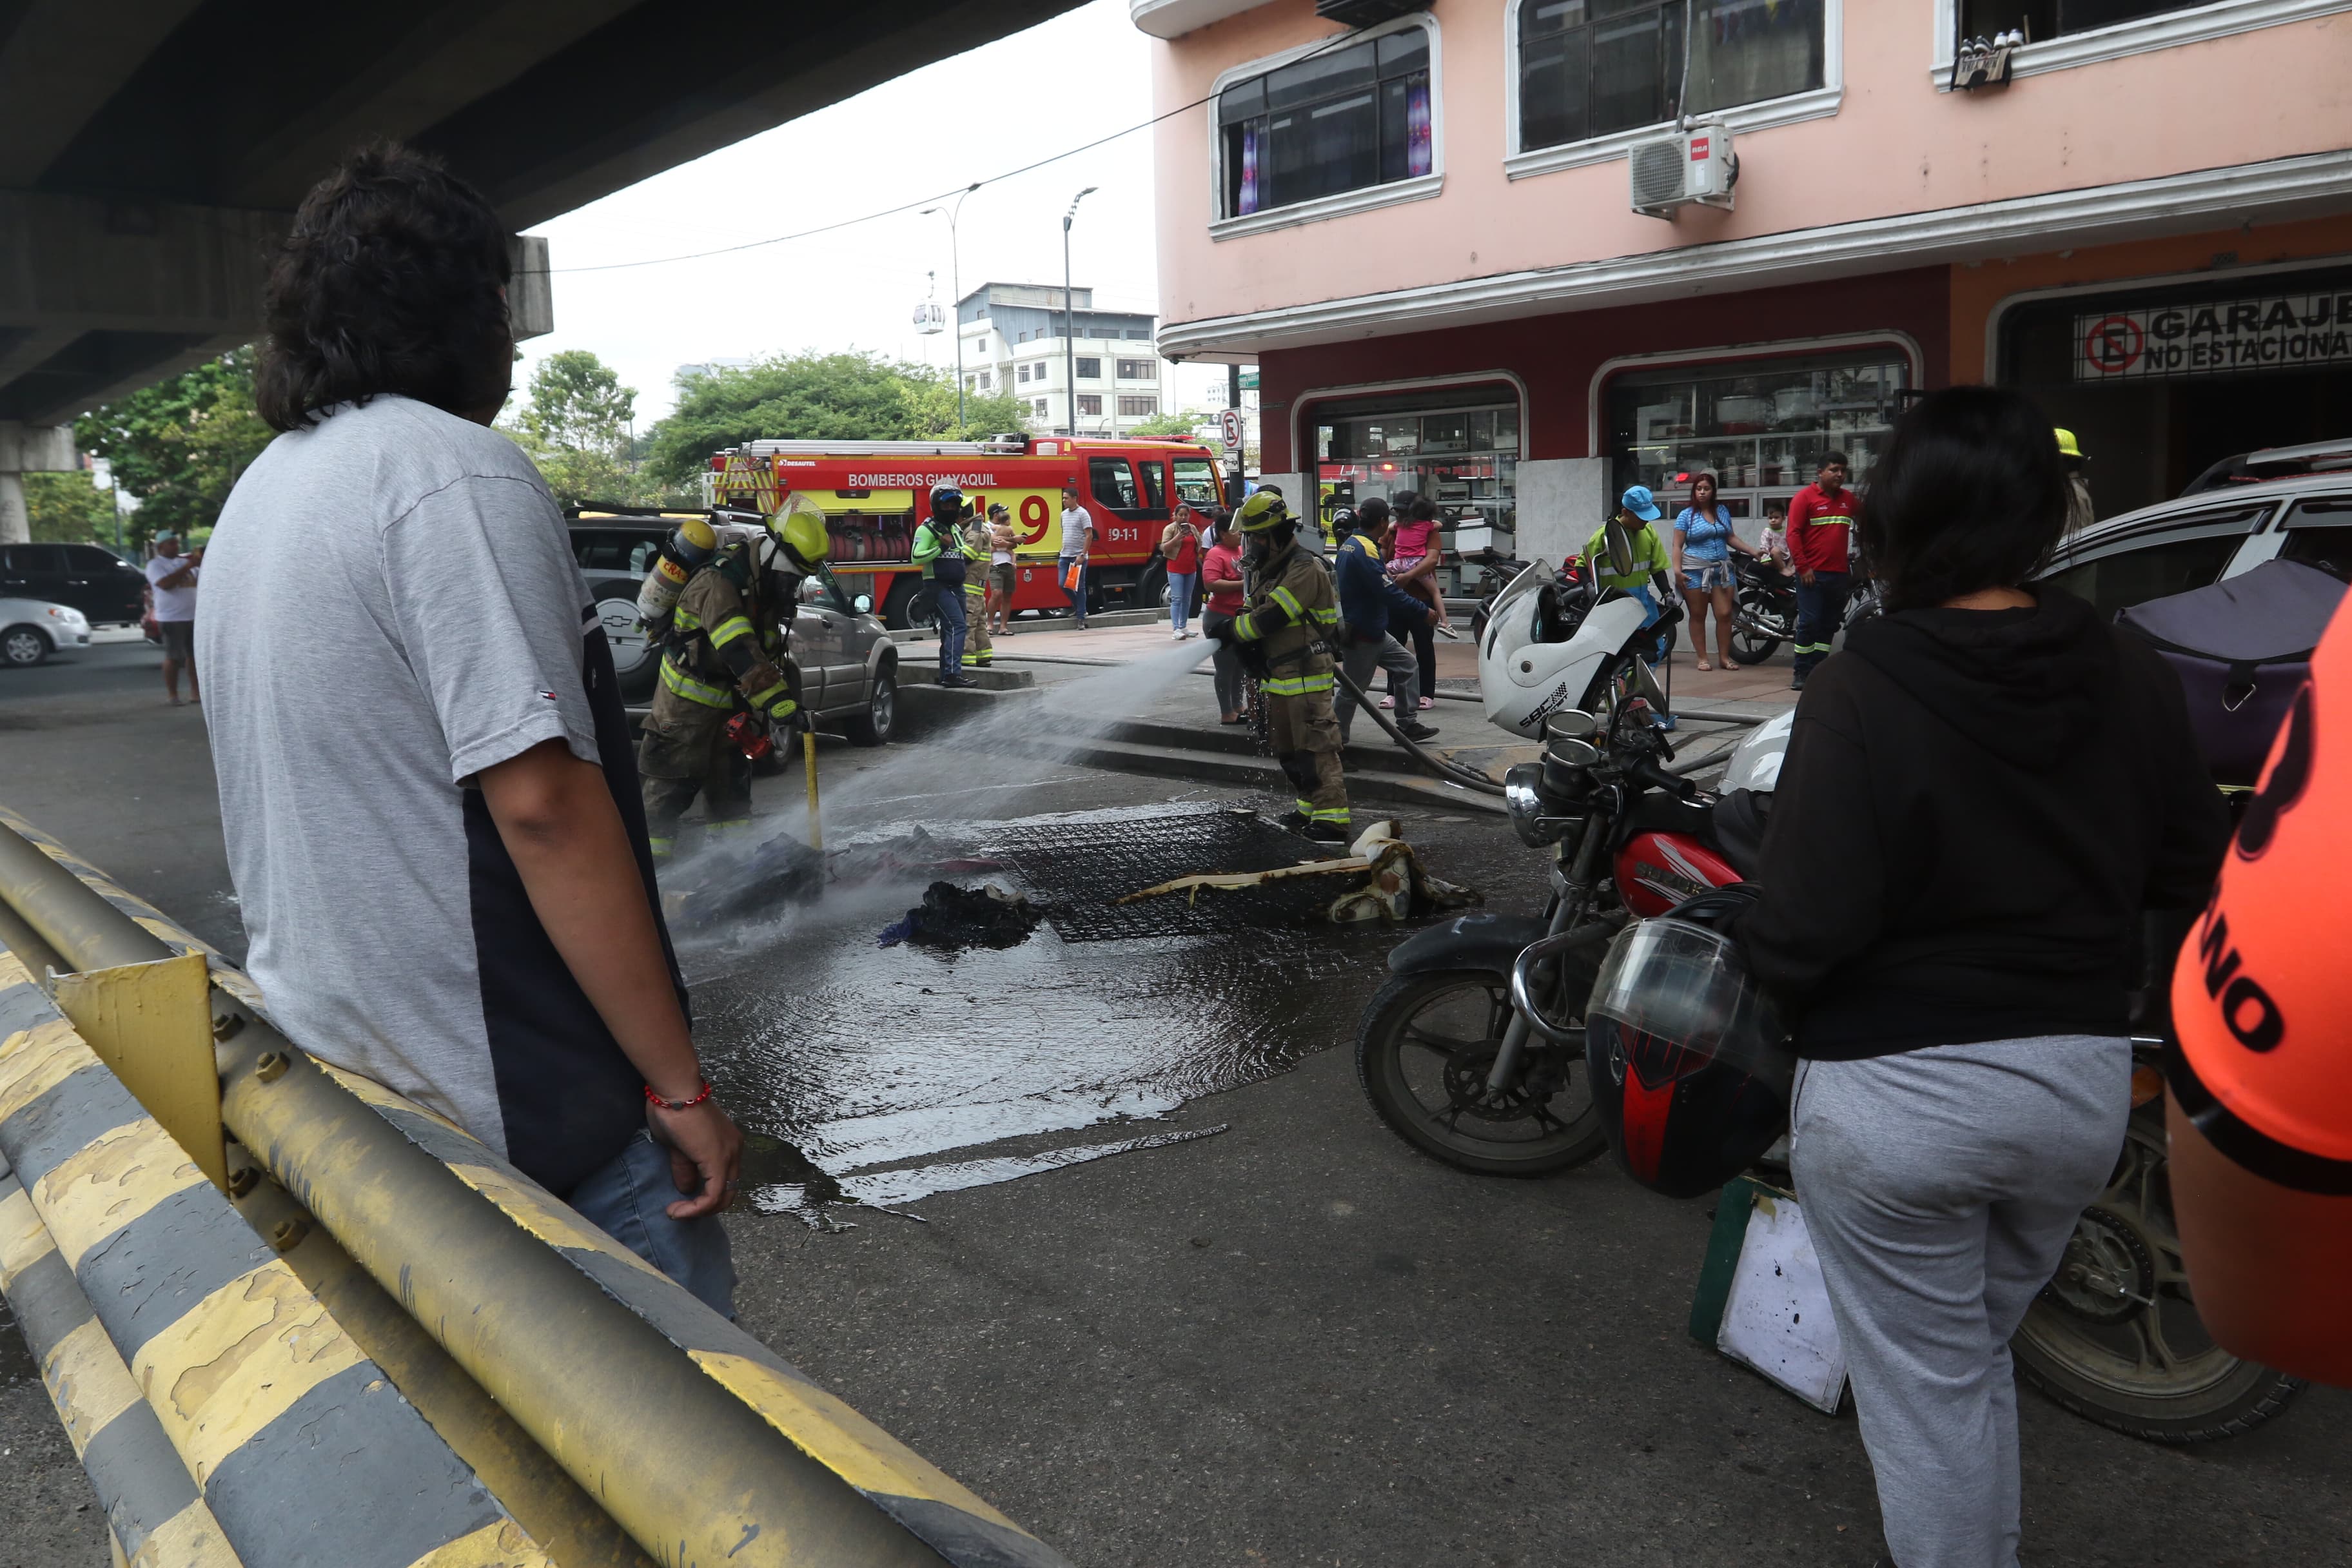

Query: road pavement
left=3, top=631, right=2347, bottom=1568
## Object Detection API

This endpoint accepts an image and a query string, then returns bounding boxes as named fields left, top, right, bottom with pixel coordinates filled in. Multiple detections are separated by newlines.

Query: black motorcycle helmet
left=1584, top=885, right=1794, bottom=1200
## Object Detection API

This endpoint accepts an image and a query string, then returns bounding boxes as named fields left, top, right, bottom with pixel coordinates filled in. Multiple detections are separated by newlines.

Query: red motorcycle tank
left=1616, top=831, right=1743, bottom=917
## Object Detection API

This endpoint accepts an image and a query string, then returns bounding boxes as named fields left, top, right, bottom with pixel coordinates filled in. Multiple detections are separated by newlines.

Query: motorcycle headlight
left=1504, top=761, right=1560, bottom=848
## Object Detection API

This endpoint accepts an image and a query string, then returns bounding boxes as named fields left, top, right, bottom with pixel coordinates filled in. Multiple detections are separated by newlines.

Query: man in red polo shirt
left=1785, top=451, right=1858, bottom=691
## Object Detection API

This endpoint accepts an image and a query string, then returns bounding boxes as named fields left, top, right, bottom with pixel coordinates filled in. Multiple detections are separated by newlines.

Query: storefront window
left=1604, top=351, right=1910, bottom=525
left=1313, top=389, right=1521, bottom=589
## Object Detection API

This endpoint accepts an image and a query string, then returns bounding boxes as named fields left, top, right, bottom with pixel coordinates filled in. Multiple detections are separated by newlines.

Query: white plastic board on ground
left=1716, top=1191, right=1848, bottom=1414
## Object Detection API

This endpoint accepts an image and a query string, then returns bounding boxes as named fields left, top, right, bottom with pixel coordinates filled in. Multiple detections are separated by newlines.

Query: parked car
left=567, top=515, right=899, bottom=745
left=0, top=597, right=93, bottom=667
left=0, top=542, right=145, bottom=625
left=2036, top=469, right=2352, bottom=623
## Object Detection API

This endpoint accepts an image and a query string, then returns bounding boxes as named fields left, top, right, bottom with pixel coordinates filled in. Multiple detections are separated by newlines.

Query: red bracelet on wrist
left=643, top=1079, right=714, bottom=1112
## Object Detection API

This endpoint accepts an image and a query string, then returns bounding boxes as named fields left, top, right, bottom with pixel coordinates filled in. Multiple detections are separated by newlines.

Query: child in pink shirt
left=1384, top=496, right=1453, bottom=636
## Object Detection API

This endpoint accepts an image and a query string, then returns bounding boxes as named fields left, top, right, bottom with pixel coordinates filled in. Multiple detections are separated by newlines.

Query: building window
left=1034, top=398, right=1050, bottom=418
left=978, top=371, right=991, bottom=389
left=1076, top=357, right=1101, bottom=380
left=1119, top=395, right=1159, bottom=417
left=1959, top=1, right=2203, bottom=42
left=1518, top=0, right=1825, bottom=155
left=1017, top=364, right=1031, bottom=383
left=1117, top=358, right=1155, bottom=380
left=1078, top=394, right=1103, bottom=416
left=1126, top=329, right=1151, bottom=340
left=1219, top=23, right=1433, bottom=219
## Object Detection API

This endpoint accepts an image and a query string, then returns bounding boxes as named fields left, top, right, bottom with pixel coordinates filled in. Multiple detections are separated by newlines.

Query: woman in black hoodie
left=1740, top=387, right=2229, bottom=1568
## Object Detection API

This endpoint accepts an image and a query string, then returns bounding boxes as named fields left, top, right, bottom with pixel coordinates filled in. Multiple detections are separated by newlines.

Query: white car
left=1, top=597, right=93, bottom=667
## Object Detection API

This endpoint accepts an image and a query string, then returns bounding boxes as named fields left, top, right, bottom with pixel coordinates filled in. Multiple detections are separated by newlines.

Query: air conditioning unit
left=1629, top=120, right=1738, bottom=218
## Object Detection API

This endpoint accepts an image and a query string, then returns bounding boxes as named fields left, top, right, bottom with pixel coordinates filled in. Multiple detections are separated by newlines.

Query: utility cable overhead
left=531, top=24, right=1370, bottom=277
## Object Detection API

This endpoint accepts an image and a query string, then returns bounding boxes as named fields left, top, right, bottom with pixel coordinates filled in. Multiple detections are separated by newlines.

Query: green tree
left=75, top=348, right=275, bottom=548
left=645, top=351, right=1030, bottom=490
left=499, top=349, right=658, bottom=506
left=23, top=472, right=119, bottom=547
left=1126, top=407, right=1212, bottom=440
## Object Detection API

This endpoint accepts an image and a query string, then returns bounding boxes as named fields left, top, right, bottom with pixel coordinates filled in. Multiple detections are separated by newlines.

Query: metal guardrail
left=0, top=807, right=1074, bottom=1568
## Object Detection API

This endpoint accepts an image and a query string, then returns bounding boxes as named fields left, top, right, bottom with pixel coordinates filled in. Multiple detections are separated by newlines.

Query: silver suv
left=567, top=518, right=899, bottom=746
left=2037, top=471, right=2352, bottom=622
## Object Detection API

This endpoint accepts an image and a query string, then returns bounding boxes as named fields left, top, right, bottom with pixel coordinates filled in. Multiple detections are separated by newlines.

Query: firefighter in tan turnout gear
left=1210, top=490, right=1351, bottom=843
left=636, top=506, right=827, bottom=859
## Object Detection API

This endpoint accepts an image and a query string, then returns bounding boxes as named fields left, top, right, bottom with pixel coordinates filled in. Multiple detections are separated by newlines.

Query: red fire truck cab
left=707, top=434, right=1229, bottom=629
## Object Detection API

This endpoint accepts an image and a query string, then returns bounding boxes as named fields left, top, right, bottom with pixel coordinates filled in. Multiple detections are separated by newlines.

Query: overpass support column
left=0, top=423, right=77, bottom=545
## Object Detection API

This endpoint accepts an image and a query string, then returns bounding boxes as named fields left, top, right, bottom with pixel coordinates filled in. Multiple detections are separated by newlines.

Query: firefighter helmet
left=766, top=493, right=830, bottom=571
left=1583, top=888, right=1795, bottom=1200
left=1235, top=490, right=1290, bottom=532
left=2054, top=427, right=2086, bottom=461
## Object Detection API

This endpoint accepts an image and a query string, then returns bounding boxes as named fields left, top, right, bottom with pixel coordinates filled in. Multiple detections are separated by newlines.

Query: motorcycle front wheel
left=1727, top=588, right=1787, bottom=666
left=2010, top=1107, right=2306, bottom=1443
left=1356, top=967, right=1606, bottom=1177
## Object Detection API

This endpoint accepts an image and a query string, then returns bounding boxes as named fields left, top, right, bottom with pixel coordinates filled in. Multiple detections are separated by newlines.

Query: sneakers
left=1305, top=821, right=1351, bottom=844
left=1171, top=629, right=1184, bottom=641
left=941, top=674, right=981, bottom=690
left=1396, top=720, right=1440, bottom=743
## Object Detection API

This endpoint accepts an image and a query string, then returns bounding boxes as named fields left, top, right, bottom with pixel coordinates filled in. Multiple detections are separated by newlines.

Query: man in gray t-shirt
left=201, top=142, right=740, bottom=1314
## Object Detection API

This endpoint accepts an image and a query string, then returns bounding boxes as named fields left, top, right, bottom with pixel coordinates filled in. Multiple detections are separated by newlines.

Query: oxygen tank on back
left=635, top=514, right=719, bottom=636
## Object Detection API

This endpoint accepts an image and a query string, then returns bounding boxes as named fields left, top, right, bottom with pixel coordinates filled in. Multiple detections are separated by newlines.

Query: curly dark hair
left=255, top=142, right=514, bottom=432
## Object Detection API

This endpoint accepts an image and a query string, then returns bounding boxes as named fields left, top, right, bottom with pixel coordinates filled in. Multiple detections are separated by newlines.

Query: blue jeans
left=1168, top=571, right=1197, bottom=632
left=567, top=1130, right=738, bottom=1317
left=1792, top=570, right=1850, bottom=679
left=1059, top=556, right=1088, bottom=624
left=932, top=577, right=966, bottom=675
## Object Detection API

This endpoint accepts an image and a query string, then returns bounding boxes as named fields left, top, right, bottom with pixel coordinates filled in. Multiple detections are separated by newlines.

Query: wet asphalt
left=3, top=638, right=2349, bottom=1567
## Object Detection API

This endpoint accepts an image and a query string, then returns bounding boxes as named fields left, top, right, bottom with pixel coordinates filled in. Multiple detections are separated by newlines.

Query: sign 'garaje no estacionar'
left=2075, top=289, right=2352, bottom=381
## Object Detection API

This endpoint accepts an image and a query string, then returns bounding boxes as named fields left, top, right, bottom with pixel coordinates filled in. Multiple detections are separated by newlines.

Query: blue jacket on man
left=1334, top=532, right=1430, bottom=643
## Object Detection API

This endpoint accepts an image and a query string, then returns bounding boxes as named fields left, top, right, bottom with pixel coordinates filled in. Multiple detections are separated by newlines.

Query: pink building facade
left=1135, top=0, right=2352, bottom=565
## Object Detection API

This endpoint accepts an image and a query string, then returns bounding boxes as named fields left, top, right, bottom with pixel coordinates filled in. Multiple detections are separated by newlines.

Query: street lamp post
left=920, top=182, right=981, bottom=429
left=1062, top=186, right=1097, bottom=438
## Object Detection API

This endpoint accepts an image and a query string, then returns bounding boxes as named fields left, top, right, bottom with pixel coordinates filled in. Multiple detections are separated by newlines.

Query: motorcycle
left=1360, top=554, right=2303, bottom=1441
left=1464, top=547, right=1536, bottom=648
left=1357, top=542, right=1750, bottom=1175
left=1726, top=556, right=1882, bottom=667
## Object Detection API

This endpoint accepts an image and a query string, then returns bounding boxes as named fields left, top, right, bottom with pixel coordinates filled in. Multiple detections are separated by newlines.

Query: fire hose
left=1321, top=644, right=1507, bottom=798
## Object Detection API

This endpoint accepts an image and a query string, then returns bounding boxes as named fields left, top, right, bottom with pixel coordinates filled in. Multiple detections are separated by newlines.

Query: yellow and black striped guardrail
left=0, top=805, right=1074, bottom=1568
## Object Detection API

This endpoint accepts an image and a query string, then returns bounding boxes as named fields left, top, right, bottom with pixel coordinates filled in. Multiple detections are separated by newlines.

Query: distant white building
left=956, top=283, right=1182, bottom=438
left=674, top=357, right=754, bottom=385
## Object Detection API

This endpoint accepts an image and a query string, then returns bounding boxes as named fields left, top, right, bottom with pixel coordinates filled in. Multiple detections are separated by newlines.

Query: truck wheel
left=882, top=580, right=936, bottom=631
left=1133, top=560, right=1168, bottom=611
left=845, top=669, right=896, bottom=747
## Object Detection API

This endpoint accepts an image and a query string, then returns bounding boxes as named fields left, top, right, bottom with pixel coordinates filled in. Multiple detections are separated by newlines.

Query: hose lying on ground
left=1326, top=656, right=1508, bottom=796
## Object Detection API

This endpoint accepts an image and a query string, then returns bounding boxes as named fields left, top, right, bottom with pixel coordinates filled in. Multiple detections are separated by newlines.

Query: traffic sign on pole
left=1219, top=408, right=1244, bottom=451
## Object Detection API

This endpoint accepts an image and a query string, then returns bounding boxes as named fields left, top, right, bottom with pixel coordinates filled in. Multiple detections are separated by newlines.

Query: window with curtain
left=1219, top=24, right=1433, bottom=220
left=1519, top=0, right=1825, bottom=155
left=1959, top=1, right=2206, bottom=41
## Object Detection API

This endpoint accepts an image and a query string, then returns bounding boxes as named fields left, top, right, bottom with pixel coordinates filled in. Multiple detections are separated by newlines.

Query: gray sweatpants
left=1791, top=1035, right=2130, bottom=1568
left=1334, top=633, right=1420, bottom=744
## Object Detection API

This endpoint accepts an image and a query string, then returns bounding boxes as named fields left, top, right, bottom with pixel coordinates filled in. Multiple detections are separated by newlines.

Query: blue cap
left=1620, top=485, right=1663, bottom=523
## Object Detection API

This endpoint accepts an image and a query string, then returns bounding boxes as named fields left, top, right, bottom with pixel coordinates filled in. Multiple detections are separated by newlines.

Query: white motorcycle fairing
left=1478, top=560, right=1654, bottom=740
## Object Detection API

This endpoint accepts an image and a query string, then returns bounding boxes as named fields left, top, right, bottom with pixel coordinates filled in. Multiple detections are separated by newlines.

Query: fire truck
left=705, top=433, right=1230, bottom=629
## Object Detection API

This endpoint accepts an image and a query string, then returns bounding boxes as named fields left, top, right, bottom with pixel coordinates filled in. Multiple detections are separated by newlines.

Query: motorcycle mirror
left=1544, top=711, right=1598, bottom=741
left=1629, top=656, right=1669, bottom=713
left=1603, top=518, right=1638, bottom=580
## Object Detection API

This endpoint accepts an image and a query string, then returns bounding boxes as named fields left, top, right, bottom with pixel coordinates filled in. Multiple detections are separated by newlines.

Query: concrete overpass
left=0, top=0, right=1080, bottom=541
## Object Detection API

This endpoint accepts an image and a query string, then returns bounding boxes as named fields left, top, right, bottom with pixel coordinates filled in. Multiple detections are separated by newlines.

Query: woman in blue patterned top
left=1672, top=471, right=1759, bottom=671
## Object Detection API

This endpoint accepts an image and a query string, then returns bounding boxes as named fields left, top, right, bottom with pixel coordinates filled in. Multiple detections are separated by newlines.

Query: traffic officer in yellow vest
left=1210, top=489, right=1351, bottom=843
left=910, top=485, right=979, bottom=689
left=636, top=506, right=825, bottom=859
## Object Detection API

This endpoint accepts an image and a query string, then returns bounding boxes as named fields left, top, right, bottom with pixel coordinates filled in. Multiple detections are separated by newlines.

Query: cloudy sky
left=516, top=0, right=1232, bottom=427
